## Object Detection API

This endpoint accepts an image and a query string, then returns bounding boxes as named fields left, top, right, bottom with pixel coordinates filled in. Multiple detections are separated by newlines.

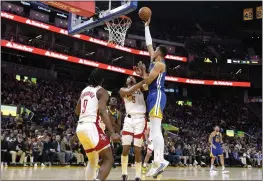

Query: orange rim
left=105, top=15, right=131, bottom=26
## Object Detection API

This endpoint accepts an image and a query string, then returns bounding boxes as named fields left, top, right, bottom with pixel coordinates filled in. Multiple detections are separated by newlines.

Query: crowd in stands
left=1, top=73, right=262, bottom=168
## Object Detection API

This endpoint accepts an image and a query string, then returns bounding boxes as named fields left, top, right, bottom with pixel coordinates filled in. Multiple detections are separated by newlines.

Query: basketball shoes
left=146, top=160, right=169, bottom=177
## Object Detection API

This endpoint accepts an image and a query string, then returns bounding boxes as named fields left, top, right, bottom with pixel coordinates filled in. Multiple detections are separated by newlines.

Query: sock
left=135, top=162, right=142, bottom=178
left=121, top=155, right=128, bottom=175
left=143, top=163, right=147, bottom=167
left=211, top=165, right=214, bottom=170
left=150, top=117, right=164, bottom=163
left=86, top=152, right=99, bottom=180
left=222, top=165, right=225, bottom=170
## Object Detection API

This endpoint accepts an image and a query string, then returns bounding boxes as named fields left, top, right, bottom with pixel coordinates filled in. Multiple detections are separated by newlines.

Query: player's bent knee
left=122, top=145, right=130, bottom=156
left=147, top=150, right=153, bottom=155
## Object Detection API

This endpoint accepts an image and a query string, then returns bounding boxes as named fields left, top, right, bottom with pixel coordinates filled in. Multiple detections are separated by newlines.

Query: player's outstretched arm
left=144, top=18, right=155, bottom=61
left=75, top=99, right=81, bottom=115
left=119, top=80, right=145, bottom=97
left=97, top=88, right=116, bottom=135
left=142, top=62, right=165, bottom=85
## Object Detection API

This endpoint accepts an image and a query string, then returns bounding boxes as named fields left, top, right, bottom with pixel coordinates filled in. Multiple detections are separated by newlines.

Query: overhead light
left=85, top=52, right=95, bottom=56
left=252, top=37, right=254, bottom=38
left=36, top=35, right=42, bottom=39
left=236, top=69, right=242, bottom=74
left=112, top=56, right=123, bottom=62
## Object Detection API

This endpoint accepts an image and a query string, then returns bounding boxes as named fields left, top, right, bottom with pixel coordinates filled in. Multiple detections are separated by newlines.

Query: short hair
left=88, top=68, right=105, bottom=87
left=158, top=45, right=168, bottom=58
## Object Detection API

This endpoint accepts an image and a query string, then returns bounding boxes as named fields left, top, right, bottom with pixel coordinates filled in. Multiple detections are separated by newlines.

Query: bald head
left=214, top=126, right=220, bottom=132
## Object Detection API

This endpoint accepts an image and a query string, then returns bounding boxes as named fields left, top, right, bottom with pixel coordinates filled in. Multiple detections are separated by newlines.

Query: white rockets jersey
left=79, top=85, right=101, bottom=123
left=123, top=89, right=146, bottom=115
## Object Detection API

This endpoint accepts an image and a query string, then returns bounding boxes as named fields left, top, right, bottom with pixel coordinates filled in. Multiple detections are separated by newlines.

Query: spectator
left=1, top=134, right=9, bottom=166
left=71, top=139, right=84, bottom=164
left=52, top=135, right=65, bottom=164
left=24, top=137, right=33, bottom=166
left=42, top=134, right=54, bottom=166
left=61, top=137, right=73, bottom=163
left=175, top=145, right=188, bottom=166
left=31, top=137, right=44, bottom=166
left=9, top=136, right=26, bottom=165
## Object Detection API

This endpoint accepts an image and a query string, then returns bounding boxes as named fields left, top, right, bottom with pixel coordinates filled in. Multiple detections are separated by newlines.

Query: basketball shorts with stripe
left=147, top=140, right=154, bottom=152
left=122, top=116, right=146, bottom=147
left=76, top=122, right=110, bottom=154
left=147, top=90, right=166, bottom=119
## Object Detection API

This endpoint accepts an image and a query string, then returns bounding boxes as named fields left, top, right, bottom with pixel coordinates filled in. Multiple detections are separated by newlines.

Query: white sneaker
left=222, top=170, right=229, bottom=174
left=210, top=169, right=218, bottom=172
left=146, top=163, right=154, bottom=177
left=34, top=163, right=38, bottom=167
left=41, top=163, right=45, bottom=167
left=193, top=160, right=198, bottom=166
left=151, top=160, right=169, bottom=177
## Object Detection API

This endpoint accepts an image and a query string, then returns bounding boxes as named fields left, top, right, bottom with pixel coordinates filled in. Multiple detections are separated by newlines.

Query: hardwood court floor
left=1, top=166, right=262, bottom=180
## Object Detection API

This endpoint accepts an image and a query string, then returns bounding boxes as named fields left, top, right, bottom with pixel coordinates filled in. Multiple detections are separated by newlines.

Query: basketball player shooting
left=75, top=69, right=120, bottom=181
left=119, top=76, right=147, bottom=181
left=209, top=126, right=229, bottom=174
left=134, top=14, right=169, bottom=177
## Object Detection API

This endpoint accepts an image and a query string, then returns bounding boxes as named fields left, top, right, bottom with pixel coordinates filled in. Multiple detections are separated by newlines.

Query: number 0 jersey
left=123, top=89, right=146, bottom=115
left=79, top=85, right=102, bottom=123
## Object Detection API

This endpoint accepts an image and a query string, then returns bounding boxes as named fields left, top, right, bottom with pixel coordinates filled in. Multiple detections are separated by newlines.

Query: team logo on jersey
left=100, top=134, right=107, bottom=141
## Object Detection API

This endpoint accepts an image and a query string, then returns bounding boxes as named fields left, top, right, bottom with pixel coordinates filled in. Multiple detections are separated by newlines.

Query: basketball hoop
left=105, top=15, right=132, bottom=46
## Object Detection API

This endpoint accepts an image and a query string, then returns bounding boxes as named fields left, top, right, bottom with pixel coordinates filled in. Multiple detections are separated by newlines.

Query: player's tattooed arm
left=97, top=88, right=116, bottom=135
left=209, top=132, right=216, bottom=149
left=75, top=99, right=81, bottom=115
left=119, top=80, right=145, bottom=97
left=142, top=62, right=165, bottom=85
left=220, top=133, right=223, bottom=144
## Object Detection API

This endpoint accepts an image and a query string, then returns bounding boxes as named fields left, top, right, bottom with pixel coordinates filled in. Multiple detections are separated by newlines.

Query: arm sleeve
left=145, top=26, right=152, bottom=46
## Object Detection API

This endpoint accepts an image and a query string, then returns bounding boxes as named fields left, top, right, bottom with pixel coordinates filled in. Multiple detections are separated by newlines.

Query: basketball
left=138, top=7, right=152, bottom=21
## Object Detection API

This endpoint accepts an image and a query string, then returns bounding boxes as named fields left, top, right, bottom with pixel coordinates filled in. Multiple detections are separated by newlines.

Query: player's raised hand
left=133, top=65, right=143, bottom=76
left=138, top=62, right=146, bottom=72
left=110, top=133, right=121, bottom=143
left=143, top=17, right=151, bottom=27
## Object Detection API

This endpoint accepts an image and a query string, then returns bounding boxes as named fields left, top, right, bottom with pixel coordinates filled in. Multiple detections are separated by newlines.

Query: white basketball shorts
left=76, top=121, right=110, bottom=154
left=122, top=114, right=146, bottom=147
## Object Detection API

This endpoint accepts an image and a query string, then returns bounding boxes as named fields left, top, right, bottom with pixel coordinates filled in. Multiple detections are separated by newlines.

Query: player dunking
left=75, top=69, right=120, bottom=181
left=134, top=17, right=169, bottom=177
left=209, top=126, right=229, bottom=174
left=119, top=76, right=146, bottom=181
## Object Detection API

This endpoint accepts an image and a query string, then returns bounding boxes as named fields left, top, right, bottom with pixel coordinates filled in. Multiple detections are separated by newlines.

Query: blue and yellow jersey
left=107, top=106, right=118, bottom=121
left=212, top=132, right=222, bottom=146
left=148, top=60, right=166, bottom=92
left=147, top=60, right=167, bottom=119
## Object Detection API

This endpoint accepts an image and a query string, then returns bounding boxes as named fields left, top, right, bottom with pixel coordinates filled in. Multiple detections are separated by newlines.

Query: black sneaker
left=122, top=174, right=128, bottom=181
left=135, top=177, right=141, bottom=181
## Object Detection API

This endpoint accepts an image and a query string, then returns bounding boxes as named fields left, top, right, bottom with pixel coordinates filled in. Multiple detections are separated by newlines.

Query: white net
left=105, top=16, right=132, bottom=46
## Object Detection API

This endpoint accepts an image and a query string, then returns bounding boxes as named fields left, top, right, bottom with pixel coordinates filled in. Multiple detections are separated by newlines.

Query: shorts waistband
left=126, top=114, right=145, bottom=118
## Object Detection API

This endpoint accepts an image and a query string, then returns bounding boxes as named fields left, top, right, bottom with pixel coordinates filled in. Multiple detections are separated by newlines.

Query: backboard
left=67, top=1, right=138, bottom=35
